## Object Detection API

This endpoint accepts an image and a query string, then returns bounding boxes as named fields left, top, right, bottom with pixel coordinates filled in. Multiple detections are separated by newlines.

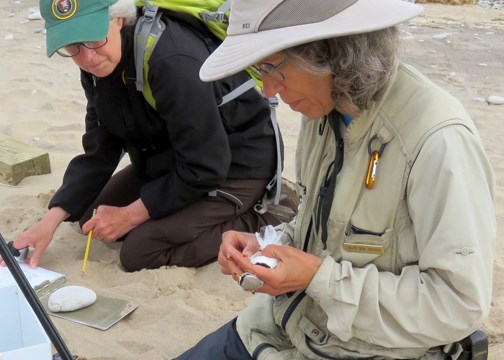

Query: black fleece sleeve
left=48, top=71, right=124, bottom=221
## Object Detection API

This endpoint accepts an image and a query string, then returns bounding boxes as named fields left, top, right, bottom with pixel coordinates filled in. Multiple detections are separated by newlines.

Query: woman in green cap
left=5, top=0, right=296, bottom=272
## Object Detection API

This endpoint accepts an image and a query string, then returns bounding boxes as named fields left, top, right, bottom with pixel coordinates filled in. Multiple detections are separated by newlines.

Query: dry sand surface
left=0, top=1, right=503, bottom=359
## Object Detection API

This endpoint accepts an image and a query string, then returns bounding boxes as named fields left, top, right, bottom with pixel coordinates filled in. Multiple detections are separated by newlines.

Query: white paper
left=0, top=259, right=64, bottom=288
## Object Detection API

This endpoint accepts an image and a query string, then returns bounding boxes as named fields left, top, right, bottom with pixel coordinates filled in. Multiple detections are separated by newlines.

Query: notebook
left=0, top=259, right=65, bottom=289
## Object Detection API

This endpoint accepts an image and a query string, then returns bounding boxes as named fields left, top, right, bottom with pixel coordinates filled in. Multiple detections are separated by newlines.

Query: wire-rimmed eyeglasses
left=56, top=38, right=109, bottom=58
left=252, top=60, right=287, bottom=82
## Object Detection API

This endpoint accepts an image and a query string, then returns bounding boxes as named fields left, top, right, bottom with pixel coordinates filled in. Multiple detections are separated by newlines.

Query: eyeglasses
left=252, top=60, right=287, bottom=82
left=56, top=38, right=109, bottom=58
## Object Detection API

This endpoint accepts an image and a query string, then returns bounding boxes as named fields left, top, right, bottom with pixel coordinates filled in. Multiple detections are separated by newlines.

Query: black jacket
left=49, top=14, right=280, bottom=220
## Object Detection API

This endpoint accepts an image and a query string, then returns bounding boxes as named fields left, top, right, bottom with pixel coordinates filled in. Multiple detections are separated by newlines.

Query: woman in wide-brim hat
left=176, top=0, right=496, bottom=359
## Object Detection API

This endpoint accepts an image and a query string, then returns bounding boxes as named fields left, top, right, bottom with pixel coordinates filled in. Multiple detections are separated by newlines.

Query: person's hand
left=12, top=222, right=53, bottom=268
left=231, top=244, right=324, bottom=296
left=218, top=230, right=260, bottom=278
left=0, top=221, right=54, bottom=269
left=81, top=199, right=150, bottom=243
left=81, top=205, right=133, bottom=242
left=0, top=207, right=68, bottom=269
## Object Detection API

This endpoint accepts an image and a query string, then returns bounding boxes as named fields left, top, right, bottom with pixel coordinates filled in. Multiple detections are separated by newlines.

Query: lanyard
left=315, top=111, right=344, bottom=250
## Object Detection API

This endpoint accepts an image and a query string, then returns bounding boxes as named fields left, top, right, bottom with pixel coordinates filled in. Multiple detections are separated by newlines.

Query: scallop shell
left=48, top=285, right=97, bottom=313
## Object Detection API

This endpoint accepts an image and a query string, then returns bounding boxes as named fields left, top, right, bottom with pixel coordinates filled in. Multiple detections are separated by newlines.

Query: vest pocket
left=299, top=316, right=328, bottom=345
left=341, top=224, right=395, bottom=271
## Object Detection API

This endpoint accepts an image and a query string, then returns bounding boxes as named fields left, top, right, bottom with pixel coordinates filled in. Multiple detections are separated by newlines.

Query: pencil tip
left=81, top=271, right=85, bottom=278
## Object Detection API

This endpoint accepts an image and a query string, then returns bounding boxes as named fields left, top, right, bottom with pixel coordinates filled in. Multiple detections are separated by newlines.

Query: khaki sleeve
left=306, top=126, right=496, bottom=348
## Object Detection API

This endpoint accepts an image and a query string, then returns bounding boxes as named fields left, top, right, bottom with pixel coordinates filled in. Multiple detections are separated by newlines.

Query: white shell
left=239, top=273, right=264, bottom=292
left=488, top=96, right=504, bottom=105
left=48, top=286, right=97, bottom=313
left=250, top=255, right=278, bottom=269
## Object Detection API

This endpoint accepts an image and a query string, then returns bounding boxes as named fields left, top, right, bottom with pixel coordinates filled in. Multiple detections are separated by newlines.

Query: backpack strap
left=134, top=2, right=166, bottom=108
left=268, top=96, right=282, bottom=205
left=218, top=78, right=256, bottom=107
left=200, top=0, right=231, bottom=23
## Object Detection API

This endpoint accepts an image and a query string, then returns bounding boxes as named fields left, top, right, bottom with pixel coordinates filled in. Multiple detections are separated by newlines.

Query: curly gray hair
left=109, top=0, right=138, bottom=25
left=282, top=26, right=400, bottom=111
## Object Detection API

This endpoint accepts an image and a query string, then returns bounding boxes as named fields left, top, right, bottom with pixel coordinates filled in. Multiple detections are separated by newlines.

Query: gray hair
left=282, top=26, right=400, bottom=111
left=109, top=0, right=138, bottom=25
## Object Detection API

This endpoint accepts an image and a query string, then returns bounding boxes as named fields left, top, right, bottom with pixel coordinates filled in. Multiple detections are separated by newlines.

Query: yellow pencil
left=81, top=209, right=96, bottom=277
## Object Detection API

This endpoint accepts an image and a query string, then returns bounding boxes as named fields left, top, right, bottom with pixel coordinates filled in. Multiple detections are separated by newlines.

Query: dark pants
left=173, top=319, right=253, bottom=360
left=79, top=165, right=278, bottom=272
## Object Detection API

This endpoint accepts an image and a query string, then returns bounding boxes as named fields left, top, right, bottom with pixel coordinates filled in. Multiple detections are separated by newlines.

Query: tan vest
left=237, top=63, right=480, bottom=359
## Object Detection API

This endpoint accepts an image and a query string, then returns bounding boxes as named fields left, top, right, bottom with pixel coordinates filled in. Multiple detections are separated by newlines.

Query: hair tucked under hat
left=199, top=0, right=423, bottom=81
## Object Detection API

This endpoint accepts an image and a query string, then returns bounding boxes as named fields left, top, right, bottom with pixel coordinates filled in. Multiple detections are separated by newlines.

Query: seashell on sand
left=48, top=285, right=97, bottom=313
left=487, top=96, right=504, bottom=105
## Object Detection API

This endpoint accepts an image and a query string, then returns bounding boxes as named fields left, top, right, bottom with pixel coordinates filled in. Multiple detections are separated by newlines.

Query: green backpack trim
left=135, top=0, right=229, bottom=40
left=134, top=0, right=262, bottom=109
left=141, top=29, right=158, bottom=109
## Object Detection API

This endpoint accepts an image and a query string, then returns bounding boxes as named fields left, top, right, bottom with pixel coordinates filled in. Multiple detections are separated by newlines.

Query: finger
left=226, top=257, right=246, bottom=279
left=220, top=267, right=232, bottom=275
left=231, top=272, right=241, bottom=282
left=220, top=242, right=239, bottom=260
left=83, top=210, right=100, bottom=234
left=13, top=238, right=30, bottom=250
left=217, top=249, right=225, bottom=262
left=254, top=282, right=284, bottom=297
left=218, top=250, right=232, bottom=270
left=28, top=249, right=42, bottom=269
left=229, top=250, right=257, bottom=272
left=82, top=220, right=93, bottom=235
left=259, top=244, right=284, bottom=258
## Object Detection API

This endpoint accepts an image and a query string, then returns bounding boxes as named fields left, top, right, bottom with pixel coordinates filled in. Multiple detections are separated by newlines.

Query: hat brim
left=200, top=0, right=423, bottom=81
left=46, top=8, right=110, bottom=57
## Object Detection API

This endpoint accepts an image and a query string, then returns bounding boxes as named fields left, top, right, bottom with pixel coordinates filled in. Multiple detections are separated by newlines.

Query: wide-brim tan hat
left=200, top=0, right=423, bottom=81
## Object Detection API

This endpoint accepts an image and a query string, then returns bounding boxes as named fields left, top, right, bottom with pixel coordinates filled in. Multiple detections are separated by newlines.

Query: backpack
left=133, top=0, right=284, bottom=206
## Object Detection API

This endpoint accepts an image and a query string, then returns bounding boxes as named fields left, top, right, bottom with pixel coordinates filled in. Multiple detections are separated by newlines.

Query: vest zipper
left=304, top=336, right=362, bottom=360
left=252, top=343, right=278, bottom=360
left=280, top=290, right=307, bottom=330
left=302, top=218, right=313, bottom=252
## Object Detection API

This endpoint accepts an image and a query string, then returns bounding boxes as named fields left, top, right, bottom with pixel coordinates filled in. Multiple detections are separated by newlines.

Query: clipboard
left=39, top=288, right=139, bottom=331
left=1, top=239, right=139, bottom=331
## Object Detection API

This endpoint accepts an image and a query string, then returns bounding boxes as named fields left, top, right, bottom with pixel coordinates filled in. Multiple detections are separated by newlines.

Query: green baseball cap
left=40, top=0, right=118, bottom=57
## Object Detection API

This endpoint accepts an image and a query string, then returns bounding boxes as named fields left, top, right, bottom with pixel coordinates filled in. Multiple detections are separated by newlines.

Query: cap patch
left=51, top=0, right=78, bottom=20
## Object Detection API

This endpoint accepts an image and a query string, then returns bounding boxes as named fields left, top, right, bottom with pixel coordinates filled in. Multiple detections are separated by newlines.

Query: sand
left=0, top=1, right=503, bottom=359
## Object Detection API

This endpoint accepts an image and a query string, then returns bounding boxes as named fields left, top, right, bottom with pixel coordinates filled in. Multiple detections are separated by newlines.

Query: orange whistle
left=365, top=151, right=379, bottom=189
